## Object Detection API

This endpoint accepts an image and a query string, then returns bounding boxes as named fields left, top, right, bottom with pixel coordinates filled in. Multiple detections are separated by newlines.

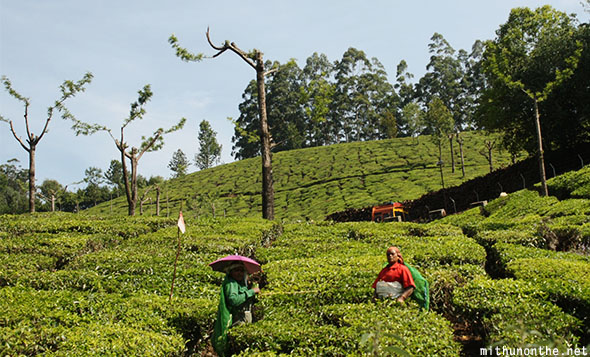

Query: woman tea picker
left=212, top=262, right=260, bottom=356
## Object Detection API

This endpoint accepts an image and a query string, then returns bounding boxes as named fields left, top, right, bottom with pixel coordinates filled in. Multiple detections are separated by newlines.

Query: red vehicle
left=371, top=202, right=406, bottom=222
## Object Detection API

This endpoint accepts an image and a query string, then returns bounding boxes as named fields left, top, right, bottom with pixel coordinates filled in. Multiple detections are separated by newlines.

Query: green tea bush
left=475, top=229, right=544, bottom=249
left=422, top=264, right=487, bottom=315
left=546, top=165, right=590, bottom=199
left=439, top=207, right=485, bottom=236
left=453, top=277, right=581, bottom=347
left=229, top=302, right=461, bottom=356
left=0, top=287, right=216, bottom=355
left=506, top=257, right=590, bottom=339
left=483, top=190, right=559, bottom=219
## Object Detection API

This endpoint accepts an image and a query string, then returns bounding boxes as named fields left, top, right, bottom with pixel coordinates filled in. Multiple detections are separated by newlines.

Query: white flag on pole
left=177, top=211, right=186, bottom=234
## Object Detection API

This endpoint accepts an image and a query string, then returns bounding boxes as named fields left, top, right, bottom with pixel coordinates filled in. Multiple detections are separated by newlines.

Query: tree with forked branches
left=67, top=84, right=186, bottom=216
left=169, top=28, right=278, bottom=220
left=0, top=73, right=93, bottom=213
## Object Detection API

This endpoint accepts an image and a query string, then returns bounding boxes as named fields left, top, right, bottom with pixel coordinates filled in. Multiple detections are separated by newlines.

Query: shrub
left=545, top=165, right=590, bottom=199
left=506, top=257, right=590, bottom=339
left=229, top=302, right=461, bottom=356
left=475, top=229, right=544, bottom=249
left=0, top=287, right=216, bottom=355
left=453, top=277, right=581, bottom=347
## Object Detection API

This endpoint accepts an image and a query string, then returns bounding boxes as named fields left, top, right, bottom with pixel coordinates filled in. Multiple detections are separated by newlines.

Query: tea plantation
left=85, top=131, right=515, bottom=221
left=2, top=165, right=589, bottom=355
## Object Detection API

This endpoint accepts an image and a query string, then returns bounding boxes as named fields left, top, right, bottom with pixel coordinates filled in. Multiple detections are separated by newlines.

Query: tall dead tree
left=168, top=29, right=276, bottom=220
left=206, top=29, right=276, bottom=220
left=0, top=73, right=93, bottom=213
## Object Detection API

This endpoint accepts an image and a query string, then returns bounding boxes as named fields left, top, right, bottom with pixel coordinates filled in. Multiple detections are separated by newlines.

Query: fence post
left=449, top=196, right=457, bottom=214
left=549, top=163, right=556, bottom=178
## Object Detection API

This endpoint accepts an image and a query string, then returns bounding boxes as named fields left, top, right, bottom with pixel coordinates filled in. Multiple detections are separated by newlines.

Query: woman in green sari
left=212, top=263, right=260, bottom=356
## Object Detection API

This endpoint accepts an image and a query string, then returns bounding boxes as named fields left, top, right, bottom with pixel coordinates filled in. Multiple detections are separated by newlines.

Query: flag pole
left=170, top=203, right=185, bottom=303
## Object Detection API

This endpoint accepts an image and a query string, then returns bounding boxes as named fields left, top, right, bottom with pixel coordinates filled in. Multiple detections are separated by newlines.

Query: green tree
left=38, top=179, right=64, bottom=212
left=425, top=97, right=454, bottom=188
left=331, top=48, right=398, bottom=142
left=67, top=85, right=186, bottom=215
left=0, top=159, right=28, bottom=214
left=169, top=149, right=190, bottom=177
left=400, top=103, right=425, bottom=144
left=394, top=60, right=417, bottom=136
left=196, top=120, right=222, bottom=170
left=231, top=81, right=261, bottom=160
left=82, top=167, right=109, bottom=208
left=479, top=6, right=583, bottom=196
left=105, top=159, right=126, bottom=196
left=300, top=53, right=335, bottom=146
left=266, top=59, right=306, bottom=152
left=0, top=72, right=93, bottom=212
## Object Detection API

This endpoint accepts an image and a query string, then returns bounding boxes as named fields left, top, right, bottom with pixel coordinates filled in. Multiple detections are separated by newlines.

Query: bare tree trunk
left=457, top=133, right=465, bottom=179
left=256, top=54, right=275, bottom=220
left=205, top=29, right=275, bottom=220
left=438, top=142, right=445, bottom=188
left=156, top=186, right=160, bottom=216
left=28, top=146, right=36, bottom=213
left=534, top=100, right=549, bottom=196
left=129, top=153, right=138, bottom=216
left=448, top=134, right=455, bottom=173
left=488, top=145, right=494, bottom=172
left=51, top=194, right=55, bottom=212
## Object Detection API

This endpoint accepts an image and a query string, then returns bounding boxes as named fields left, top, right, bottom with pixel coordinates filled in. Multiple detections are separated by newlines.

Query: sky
left=1, top=0, right=588, bottom=191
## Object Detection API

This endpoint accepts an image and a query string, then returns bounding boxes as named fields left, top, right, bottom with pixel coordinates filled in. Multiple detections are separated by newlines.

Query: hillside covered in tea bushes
left=1, top=165, right=589, bottom=355
left=86, top=131, right=516, bottom=221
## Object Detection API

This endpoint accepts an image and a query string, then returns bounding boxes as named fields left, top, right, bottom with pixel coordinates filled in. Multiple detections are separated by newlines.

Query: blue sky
left=1, top=0, right=587, bottom=190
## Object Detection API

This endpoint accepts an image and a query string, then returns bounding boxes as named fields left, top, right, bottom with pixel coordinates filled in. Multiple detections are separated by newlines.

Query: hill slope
left=87, top=131, right=515, bottom=220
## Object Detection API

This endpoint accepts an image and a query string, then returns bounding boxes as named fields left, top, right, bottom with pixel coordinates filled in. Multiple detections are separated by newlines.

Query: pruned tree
left=169, top=28, right=277, bottom=220
left=67, top=84, right=186, bottom=215
left=0, top=72, right=93, bottom=212
left=479, top=134, right=497, bottom=173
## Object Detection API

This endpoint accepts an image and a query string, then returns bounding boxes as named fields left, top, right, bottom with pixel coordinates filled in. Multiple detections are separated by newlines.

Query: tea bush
left=0, top=287, right=216, bottom=355
left=506, top=257, right=590, bottom=339
left=453, top=277, right=581, bottom=347
left=545, top=164, right=590, bottom=199
left=229, top=302, right=461, bottom=356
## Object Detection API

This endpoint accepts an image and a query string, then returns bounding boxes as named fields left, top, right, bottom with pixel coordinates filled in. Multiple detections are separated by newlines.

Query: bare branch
left=206, top=27, right=226, bottom=51
left=36, top=114, right=52, bottom=144
left=23, top=102, right=33, bottom=143
left=8, top=120, right=30, bottom=152
left=206, top=27, right=257, bottom=70
left=264, top=67, right=279, bottom=77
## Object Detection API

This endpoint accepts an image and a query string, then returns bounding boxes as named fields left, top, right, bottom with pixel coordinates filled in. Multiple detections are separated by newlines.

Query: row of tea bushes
left=491, top=242, right=590, bottom=341
left=0, top=287, right=216, bottom=356
left=453, top=277, right=581, bottom=348
left=229, top=302, right=461, bottom=356
left=0, top=212, right=177, bottom=238
left=228, top=221, right=487, bottom=355
left=0, top=213, right=277, bottom=354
